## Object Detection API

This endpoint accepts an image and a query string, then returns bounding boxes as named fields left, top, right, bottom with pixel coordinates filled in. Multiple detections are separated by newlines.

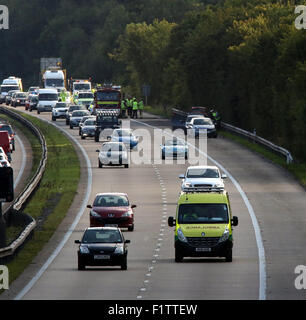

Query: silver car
left=81, top=118, right=96, bottom=139
left=96, top=142, right=129, bottom=168
left=52, top=102, right=69, bottom=121
left=179, top=165, right=227, bottom=191
left=69, top=110, right=91, bottom=129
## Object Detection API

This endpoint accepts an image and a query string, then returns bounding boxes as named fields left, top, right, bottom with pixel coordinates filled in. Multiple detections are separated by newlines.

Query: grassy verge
left=220, top=130, right=306, bottom=188
left=144, top=105, right=170, bottom=118
left=1, top=110, right=80, bottom=292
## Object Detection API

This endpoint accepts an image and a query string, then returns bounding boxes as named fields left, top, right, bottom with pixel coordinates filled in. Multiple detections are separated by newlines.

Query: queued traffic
left=0, top=73, right=238, bottom=271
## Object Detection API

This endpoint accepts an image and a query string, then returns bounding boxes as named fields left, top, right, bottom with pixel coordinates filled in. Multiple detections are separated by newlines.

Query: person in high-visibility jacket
left=121, top=99, right=126, bottom=118
left=138, top=99, right=144, bottom=119
left=60, top=89, right=66, bottom=102
left=132, top=98, right=138, bottom=119
left=127, top=98, right=133, bottom=117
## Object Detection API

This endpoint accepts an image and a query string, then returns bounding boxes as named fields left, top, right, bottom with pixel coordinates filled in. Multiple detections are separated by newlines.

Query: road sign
left=142, top=85, right=151, bottom=97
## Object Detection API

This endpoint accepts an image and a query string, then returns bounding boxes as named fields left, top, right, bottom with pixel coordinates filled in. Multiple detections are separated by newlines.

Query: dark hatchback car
left=87, top=193, right=136, bottom=231
left=75, top=227, right=130, bottom=270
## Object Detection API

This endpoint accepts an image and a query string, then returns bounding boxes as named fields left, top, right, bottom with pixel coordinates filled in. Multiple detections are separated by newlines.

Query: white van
left=37, top=88, right=59, bottom=114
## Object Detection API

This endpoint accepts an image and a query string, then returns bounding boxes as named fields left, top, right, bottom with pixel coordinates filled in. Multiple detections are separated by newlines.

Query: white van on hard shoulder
left=37, top=88, right=59, bottom=114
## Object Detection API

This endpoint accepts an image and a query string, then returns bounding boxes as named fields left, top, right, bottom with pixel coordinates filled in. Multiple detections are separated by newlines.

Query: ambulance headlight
left=177, top=228, right=187, bottom=243
left=219, top=228, right=230, bottom=242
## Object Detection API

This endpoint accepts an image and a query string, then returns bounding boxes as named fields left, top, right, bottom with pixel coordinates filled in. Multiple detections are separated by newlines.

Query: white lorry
left=0, top=76, right=23, bottom=103
left=43, top=69, right=65, bottom=92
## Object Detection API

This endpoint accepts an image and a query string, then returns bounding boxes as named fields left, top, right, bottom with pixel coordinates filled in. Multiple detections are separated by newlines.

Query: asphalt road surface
left=2, top=106, right=306, bottom=300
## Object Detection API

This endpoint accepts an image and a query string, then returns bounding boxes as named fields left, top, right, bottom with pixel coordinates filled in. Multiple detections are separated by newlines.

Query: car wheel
left=225, top=250, right=232, bottom=262
left=37, top=110, right=40, bottom=114
left=78, top=258, right=85, bottom=270
left=124, top=164, right=129, bottom=168
left=175, top=249, right=183, bottom=263
left=121, top=256, right=127, bottom=270
left=128, top=224, right=134, bottom=231
left=81, top=135, right=85, bottom=140
left=79, top=129, right=81, bottom=136
left=98, top=160, right=103, bottom=168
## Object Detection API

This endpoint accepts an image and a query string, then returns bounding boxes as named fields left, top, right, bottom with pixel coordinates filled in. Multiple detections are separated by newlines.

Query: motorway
left=2, top=106, right=306, bottom=300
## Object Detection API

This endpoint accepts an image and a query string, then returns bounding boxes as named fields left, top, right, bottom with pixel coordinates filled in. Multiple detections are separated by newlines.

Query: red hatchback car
left=87, top=193, right=137, bottom=231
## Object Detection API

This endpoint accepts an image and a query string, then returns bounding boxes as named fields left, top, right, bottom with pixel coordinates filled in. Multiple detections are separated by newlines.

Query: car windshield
left=16, top=93, right=27, bottom=98
left=55, top=103, right=67, bottom=108
left=72, top=111, right=89, bottom=117
left=78, top=93, right=93, bottom=99
left=96, top=91, right=120, bottom=101
left=39, top=93, right=58, bottom=101
left=101, top=143, right=126, bottom=152
left=165, top=140, right=185, bottom=146
left=187, top=168, right=220, bottom=178
left=46, top=79, right=64, bottom=87
left=114, top=129, right=132, bottom=137
left=74, top=83, right=90, bottom=91
left=178, top=204, right=229, bottom=224
left=1, top=86, right=20, bottom=93
left=82, top=229, right=123, bottom=244
left=30, top=96, right=38, bottom=102
left=8, top=91, right=18, bottom=96
left=93, top=194, right=129, bottom=207
left=193, top=119, right=213, bottom=125
left=0, top=125, right=13, bottom=135
left=69, top=106, right=84, bottom=112
left=99, top=116, right=116, bottom=123
left=84, top=120, right=95, bottom=126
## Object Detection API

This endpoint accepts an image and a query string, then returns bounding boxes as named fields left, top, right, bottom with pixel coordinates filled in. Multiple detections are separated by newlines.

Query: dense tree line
left=1, top=0, right=305, bottom=159
left=114, top=0, right=306, bottom=160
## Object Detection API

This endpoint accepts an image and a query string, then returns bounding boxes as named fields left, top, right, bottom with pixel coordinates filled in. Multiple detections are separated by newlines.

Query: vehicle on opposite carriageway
left=65, top=104, right=87, bottom=125
left=37, top=88, right=59, bottom=114
left=69, top=109, right=91, bottom=129
left=80, top=118, right=96, bottom=139
left=51, top=102, right=70, bottom=121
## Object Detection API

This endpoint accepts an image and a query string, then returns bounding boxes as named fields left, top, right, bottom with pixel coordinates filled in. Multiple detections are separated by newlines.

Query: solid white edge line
left=14, top=134, right=26, bottom=188
left=14, top=119, right=92, bottom=300
left=132, top=118, right=267, bottom=300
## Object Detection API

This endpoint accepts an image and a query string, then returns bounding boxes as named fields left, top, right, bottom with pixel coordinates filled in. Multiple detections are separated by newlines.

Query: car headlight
left=183, top=182, right=192, bottom=188
left=177, top=228, right=187, bottom=243
left=114, top=246, right=124, bottom=254
left=80, top=245, right=90, bottom=254
left=219, top=228, right=230, bottom=243
left=122, top=210, right=133, bottom=217
left=90, top=210, right=100, bottom=218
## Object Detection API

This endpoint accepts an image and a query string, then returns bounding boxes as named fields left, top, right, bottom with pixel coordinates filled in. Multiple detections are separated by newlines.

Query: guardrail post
left=253, top=129, right=256, bottom=143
